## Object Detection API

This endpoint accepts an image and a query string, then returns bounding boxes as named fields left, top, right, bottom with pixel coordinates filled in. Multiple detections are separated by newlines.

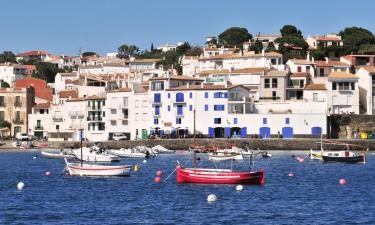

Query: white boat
left=108, top=148, right=146, bottom=158
left=72, top=147, right=120, bottom=162
left=64, top=159, right=131, bottom=176
left=151, top=145, right=175, bottom=154
left=208, top=151, right=243, bottom=161
left=310, top=149, right=323, bottom=160
left=41, top=150, right=76, bottom=159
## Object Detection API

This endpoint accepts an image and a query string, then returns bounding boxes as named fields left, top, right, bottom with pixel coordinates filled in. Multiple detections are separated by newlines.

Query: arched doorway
left=214, top=127, right=224, bottom=138
left=282, top=127, right=294, bottom=139
left=231, top=127, right=241, bottom=138
left=259, top=127, right=271, bottom=138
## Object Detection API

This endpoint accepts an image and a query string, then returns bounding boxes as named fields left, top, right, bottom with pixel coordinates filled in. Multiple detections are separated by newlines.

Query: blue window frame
left=189, top=92, right=193, bottom=99
left=176, top=118, right=181, bottom=124
left=285, top=118, right=290, bottom=124
left=213, top=92, right=228, bottom=98
left=204, top=92, right=208, bottom=98
left=263, top=118, right=267, bottom=125
left=154, top=119, right=158, bottom=125
left=154, top=93, right=161, bottom=103
left=214, top=118, right=221, bottom=124
left=177, top=105, right=183, bottom=115
left=214, top=105, right=225, bottom=111
left=167, top=93, right=170, bottom=99
left=176, top=93, right=184, bottom=102
left=204, top=104, right=208, bottom=111
left=234, top=118, right=238, bottom=125
left=168, top=105, right=170, bottom=112
left=155, top=106, right=160, bottom=115
left=189, top=105, right=193, bottom=111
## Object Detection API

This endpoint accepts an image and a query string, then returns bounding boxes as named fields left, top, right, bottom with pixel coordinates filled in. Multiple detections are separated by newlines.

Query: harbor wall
left=330, top=115, right=375, bottom=139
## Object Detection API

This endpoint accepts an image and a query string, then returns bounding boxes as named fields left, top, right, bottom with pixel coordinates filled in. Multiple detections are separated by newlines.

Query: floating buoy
left=32, top=156, right=37, bottom=159
left=207, top=194, right=217, bottom=202
left=45, top=171, right=52, bottom=176
left=296, top=157, right=301, bottom=161
left=236, top=185, right=244, bottom=191
left=339, top=178, right=347, bottom=185
left=134, top=164, right=138, bottom=172
left=156, top=170, right=163, bottom=177
left=143, top=159, right=147, bottom=164
left=154, top=177, right=161, bottom=183
left=288, top=173, right=295, bottom=177
left=17, top=181, right=24, bottom=190
left=299, top=158, right=304, bottom=163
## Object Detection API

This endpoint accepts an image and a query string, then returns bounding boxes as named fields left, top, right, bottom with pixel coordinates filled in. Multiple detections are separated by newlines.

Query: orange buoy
left=156, top=170, right=163, bottom=177
left=339, top=178, right=347, bottom=185
left=154, top=177, right=161, bottom=183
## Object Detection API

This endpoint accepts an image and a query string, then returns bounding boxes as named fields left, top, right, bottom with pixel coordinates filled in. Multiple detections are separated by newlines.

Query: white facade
left=0, top=64, right=15, bottom=86
left=79, top=64, right=130, bottom=75
left=356, top=67, right=375, bottom=115
left=55, top=72, right=79, bottom=94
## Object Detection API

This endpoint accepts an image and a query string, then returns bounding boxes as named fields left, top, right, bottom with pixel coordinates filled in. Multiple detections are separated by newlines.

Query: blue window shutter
left=263, top=118, right=267, bottom=125
left=189, top=105, right=192, bottom=111
left=205, top=92, right=208, bottom=98
left=176, top=93, right=184, bottom=102
left=205, top=105, right=208, bottom=111
left=189, top=92, right=192, bottom=99
left=167, top=93, right=170, bottom=99
left=154, top=119, right=158, bottom=125
left=168, top=105, right=170, bottom=111
left=240, top=127, right=247, bottom=138
left=159, top=130, right=164, bottom=137
left=154, top=93, right=161, bottom=102
left=286, top=118, right=290, bottom=124
left=225, top=127, right=230, bottom=138
left=208, top=127, right=214, bottom=138
left=155, top=106, right=160, bottom=115
left=234, top=118, right=238, bottom=124
left=224, top=92, right=228, bottom=98
left=177, top=105, right=183, bottom=115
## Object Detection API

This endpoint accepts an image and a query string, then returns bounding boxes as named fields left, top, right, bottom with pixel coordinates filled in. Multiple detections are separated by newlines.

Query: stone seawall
left=49, top=138, right=375, bottom=150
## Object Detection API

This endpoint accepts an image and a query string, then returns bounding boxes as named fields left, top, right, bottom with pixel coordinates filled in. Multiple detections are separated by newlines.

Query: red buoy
left=339, top=178, right=347, bottom=185
left=154, top=177, right=161, bottom=183
left=156, top=170, right=163, bottom=177
left=288, top=173, right=295, bottom=177
left=299, top=158, right=305, bottom=163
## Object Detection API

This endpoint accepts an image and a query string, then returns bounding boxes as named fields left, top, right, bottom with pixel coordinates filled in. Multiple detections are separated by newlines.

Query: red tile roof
left=34, top=102, right=51, bottom=109
left=16, top=50, right=48, bottom=57
left=58, top=90, right=78, bottom=99
left=305, top=83, right=327, bottom=90
left=14, top=77, right=53, bottom=101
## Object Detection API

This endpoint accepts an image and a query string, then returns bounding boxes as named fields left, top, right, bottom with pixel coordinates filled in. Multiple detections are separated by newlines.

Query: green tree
left=218, top=27, right=252, bottom=48
left=0, top=51, right=17, bottom=63
left=34, top=62, right=64, bottom=83
left=339, top=27, right=375, bottom=52
left=82, top=52, right=97, bottom=57
left=265, top=42, right=276, bottom=52
left=185, top=47, right=203, bottom=56
left=251, top=40, right=264, bottom=53
left=1, top=81, right=10, bottom=88
left=118, top=44, right=140, bottom=58
left=359, top=44, right=375, bottom=54
left=0, top=120, right=11, bottom=129
left=176, top=42, right=191, bottom=55
left=205, top=37, right=218, bottom=47
left=280, top=25, right=303, bottom=38
left=275, top=36, right=308, bottom=53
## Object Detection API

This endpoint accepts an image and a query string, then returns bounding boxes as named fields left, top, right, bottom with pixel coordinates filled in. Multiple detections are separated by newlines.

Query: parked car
left=112, top=133, right=127, bottom=141
left=19, top=133, right=30, bottom=141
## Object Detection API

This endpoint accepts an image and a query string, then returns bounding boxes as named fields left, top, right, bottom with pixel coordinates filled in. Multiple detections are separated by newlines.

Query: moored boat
left=72, top=146, right=120, bottom=162
left=64, top=159, right=131, bottom=176
left=208, top=151, right=243, bottom=161
left=108, top=148, right=146, bottom=158
left=322, top=151, right=366, bottom=164
left=41, top=150, right=76, bottom=159
left=151, top=145, right=175, bottom=154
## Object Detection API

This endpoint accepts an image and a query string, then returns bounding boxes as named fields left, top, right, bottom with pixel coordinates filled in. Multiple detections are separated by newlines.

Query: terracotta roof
left=291, top=72, right=310, bottom=77
left=265, top=70, right=289, bottom=77
left=34, top=102, right=51, bottom=109
left=14, top=77, right=52, bottom=101
left=66, top=95, right=106, bottom=102
left=166, top=84, right=248, bottom=91
left=314, top=60, right=349, bottom=67
left=13, top=64, right=36, bottom=70
left=304, top=83, right=327, bottom=90
left=328, top=72, right=358, bottom=79
left=360, top=66, right=375, bottom=73
left=58, top=90, right=78, bottom=99
left=199, top=67, right=268, bottom=76
left=149, top=75, right=204, bottom=81
left=16, top=50, right=48, bottom=57
left=107, top=87, right=132, bottom=93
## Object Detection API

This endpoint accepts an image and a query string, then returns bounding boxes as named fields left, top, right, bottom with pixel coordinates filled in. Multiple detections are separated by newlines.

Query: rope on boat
left=163, top=157, right=191, bottom=182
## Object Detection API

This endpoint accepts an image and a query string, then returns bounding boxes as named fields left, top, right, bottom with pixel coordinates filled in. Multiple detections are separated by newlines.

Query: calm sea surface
left=0, top=150, right=375, bottom=225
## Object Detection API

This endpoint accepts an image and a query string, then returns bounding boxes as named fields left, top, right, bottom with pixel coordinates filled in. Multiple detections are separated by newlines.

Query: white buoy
left=207, top=194, right=217, bottom=202
left=236, top=185, right=244, bottom=191
left=143, top=159, right=147, bottom=164
left=32, top=156, right=37, bottom=159
left=17, top=181, right=24, bottom=190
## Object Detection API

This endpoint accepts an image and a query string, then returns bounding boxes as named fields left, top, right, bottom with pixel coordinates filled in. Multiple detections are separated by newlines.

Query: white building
left=327, top=72, right=359, bottom=114
left=356, top=66, right=375, bottom=115
left=0, top=63, right=15, bottom=86
left=55, top=72, right=79, bottom=94
left=306, top=34, right=343, bottom=49
left=157, top=44, right=177, bottom=52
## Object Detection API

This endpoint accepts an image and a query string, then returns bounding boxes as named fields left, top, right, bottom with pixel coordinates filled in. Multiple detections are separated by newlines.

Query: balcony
left=12, top=118, right=24, bottom=124
left=172, top=96, right=186, bottom=105
left=87, top=105, right=102, bottom=111
left=149, top=99, right=162, bottom=106
left=0, top=102, right=6, bottom=107
left=87, top=116, right=102, bottom=121
left=228, top=96, right=252, bottom=102
left=53, top=117, right=63, bottom=122
left=34, top=126, right=44, bottom=130
left=175, top=111, right=184, bottom=118
left=14, top=101, right=22, bottom=107
left=152, top=111, right=161, bottom=118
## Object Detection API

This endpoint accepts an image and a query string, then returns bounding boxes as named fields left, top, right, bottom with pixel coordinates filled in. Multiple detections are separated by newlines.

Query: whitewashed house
left=0, top=63, right=15, bottom=86
left=356, top=66, right=375, bottom=115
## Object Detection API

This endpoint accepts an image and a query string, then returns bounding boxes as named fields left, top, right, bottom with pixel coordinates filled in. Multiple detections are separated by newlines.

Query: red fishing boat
left=176, top=109, right=264, bottom=185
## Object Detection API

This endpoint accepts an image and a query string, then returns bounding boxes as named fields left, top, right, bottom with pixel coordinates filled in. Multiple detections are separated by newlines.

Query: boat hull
left=176, top=167, right=264, bottom=184
left=66, top=163, right=131, bottom=176
left=41, top=151, right=75, bottom=159
left=310, top=150, right=323, bottom=160
left=322, top=155, right=365, bottom=163
left=208, top=153, right=243, bottom=161
left=108, top=150, right=145, bottom=158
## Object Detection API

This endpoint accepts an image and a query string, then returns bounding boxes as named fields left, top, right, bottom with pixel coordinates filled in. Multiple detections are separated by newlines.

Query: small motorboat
left=64, top=159, right=130, bottom=176
left=322, top=151, right=366, bottom=164
left=310, top=149, right=323, bottom=160
left=41, top=150, right=76, bottom=159
left=208, top=151, right=243, bottom=161
left=108, top=148, right=146, bottom=158
left=151, top=145, right=175, bottom=154
left=72, top=145, right=120, bottom=162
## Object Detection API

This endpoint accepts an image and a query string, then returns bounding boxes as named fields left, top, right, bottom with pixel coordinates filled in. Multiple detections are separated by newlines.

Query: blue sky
left=1, top=0, right=374, bottom=56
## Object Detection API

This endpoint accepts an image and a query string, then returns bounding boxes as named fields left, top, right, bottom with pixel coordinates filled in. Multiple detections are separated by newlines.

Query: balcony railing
left=14, top=102, right=22, bottom=107
left=0, top=102, right=6, bottom=107
left=87, top=116, right=102, bottom=121
left=34, top=126, right=44, bottom=130
left=175, top=111, right=184, bottom=118
left=12, top=119, right=24, bottom=124
left=87, top=105, right=102, bottom=111
left=53, top=117, right=63, bottom=122
left=149, top=99, right=162, bottom=106
left=152, top=111, right=161, bottom=118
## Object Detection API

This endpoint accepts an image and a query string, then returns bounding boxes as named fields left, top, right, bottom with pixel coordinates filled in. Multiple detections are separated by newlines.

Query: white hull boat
left=209, top=152, right=243, bottom=161
left=151, top=145, right=175, bottom=154
left=41, top=151, right=76, bottom=159
left=64, top=159, right=130, bottom=176
left=108, top=149, right=146, bottom=158
left=72, top=147, right=120, bottom=162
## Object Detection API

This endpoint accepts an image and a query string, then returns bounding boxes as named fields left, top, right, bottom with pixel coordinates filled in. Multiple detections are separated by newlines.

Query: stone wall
left=331, top=115, right=375, bottom=139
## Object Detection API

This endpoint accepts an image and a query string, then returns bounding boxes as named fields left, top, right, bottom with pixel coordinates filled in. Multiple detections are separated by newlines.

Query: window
left=15, top=111, right=20, bottom=120
left=233, top=118, right=238, bottom=125
left=176, top=93, right=184, bottom=102
left=320, top=68, right=324, bottom=77
left=204, top=104, right=208, bottom=111
left=214, top=118, right=221, bottom=124
left=338, top=82, right=350, bottom=91
left=154, top=119, right=159, bottom=125
left=297, top=66, right=302, bottom=72
left=189, top=105, right=193, bottom=111
left=214, top=92, right=227, bottom=98
left=168, top=105, right=171, bottom=112
left=111, top=109, right=117, bottom=114
left=272, top=78, right=278, bottom=88
left=123, top=97, right=128, bottom=107
left=264, top=79, right=270, bottom=88
left=56, top=125, right=60, bottom=130
left=0, top=111, right=4, bottom=121
left=313, top=93, right=318, bottom=102
left=332, top=82, right=337, bottom=90
left=154, top=93, right=161, bottom=103
left=155, top=106, right=160, bottom=115
left=263, top=118, right=267, bottom=125
left=176, top=118, right=181, bottom=124
left=111, top=120, right=117, bottom=126
left=151, top=81, right=164, bottom=91
left=177, top=105, right=183, bottom=115
left=205, top=92, right=209, bottom=98
left=306, top=66, right=310, bottom=73
left=351, top=82, right=355, bottom=90
left=123, top=109, right=128, bottom=119
left=272, top=91, right=277, bottom=100
left=214, top=105, right=225, bottom=111
left=189, top=92, right=193, bottom=99
left=168, top=93, right=170, bottom=99
left=285, top=118, right=290, bottom=124
left=271, top=58, right=276, bottom=65
left=0, top=96, right=4, bottom=106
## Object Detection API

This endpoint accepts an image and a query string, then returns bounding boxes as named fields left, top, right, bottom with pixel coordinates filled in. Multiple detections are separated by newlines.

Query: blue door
left=177, top=105, right=183, bottom=115
left=176, top=93, right=184, bottom=102
left=311, top=127, right=322, bottom=136
left=154, top=93, right=161, bottom=103
left=159, top=130, right=164, bottom=137
left=208, top=127, right=214, bottom=138
left=240, top=127, right=247, bottom=138
left=259, top=127, right=271, bottom=138
left=224, top=127, right=231, bottom=138
left=155, top=106, right=160, bottom=115
left=282, top=127, right=294, bottom=139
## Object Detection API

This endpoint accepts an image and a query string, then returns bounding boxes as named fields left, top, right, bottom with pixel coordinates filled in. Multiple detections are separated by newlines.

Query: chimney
left=306, top=51, right=310, bottom=62
left=325, top=57, right=329, bottom=64
left=262, top=49, right=265, bottom=56
left=311, top=57, right=315, bottom=63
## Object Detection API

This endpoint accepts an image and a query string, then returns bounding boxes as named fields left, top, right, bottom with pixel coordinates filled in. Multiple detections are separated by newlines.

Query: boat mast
left=193, top=109, right=196, bottom=168
left=80, top=128, right=83, bottom=167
